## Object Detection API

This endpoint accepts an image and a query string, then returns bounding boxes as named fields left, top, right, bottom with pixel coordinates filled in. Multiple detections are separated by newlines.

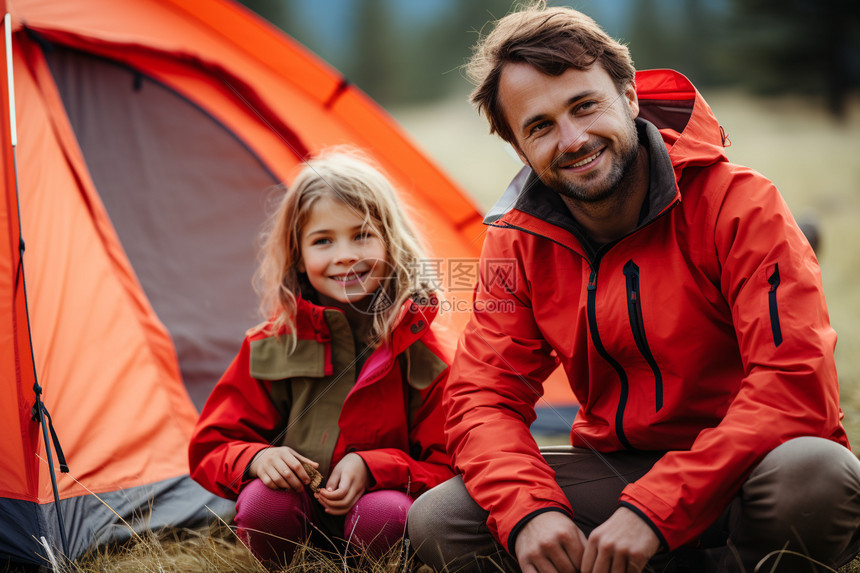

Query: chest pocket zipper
left=768, top=264, right=783, bottom=347
left=623, top=260, right=664, bottom=411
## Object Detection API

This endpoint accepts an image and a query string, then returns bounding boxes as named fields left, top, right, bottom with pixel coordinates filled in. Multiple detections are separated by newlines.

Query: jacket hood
left=485, top=69, right=728, bottom=225
left=635, top=69, right=728, bottom=174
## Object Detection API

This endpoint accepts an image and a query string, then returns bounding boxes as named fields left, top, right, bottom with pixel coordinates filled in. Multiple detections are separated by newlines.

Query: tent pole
left=5, top=12, right=70, bottom=558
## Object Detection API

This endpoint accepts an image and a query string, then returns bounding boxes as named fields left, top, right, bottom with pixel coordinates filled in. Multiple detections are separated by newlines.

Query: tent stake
left=5, top=12, right=70, bottom=559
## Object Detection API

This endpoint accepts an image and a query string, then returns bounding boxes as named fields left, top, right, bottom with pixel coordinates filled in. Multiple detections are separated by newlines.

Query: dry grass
left=10, top=524, right=858, bottom=573
left=12, top=522, right=424, bottom=573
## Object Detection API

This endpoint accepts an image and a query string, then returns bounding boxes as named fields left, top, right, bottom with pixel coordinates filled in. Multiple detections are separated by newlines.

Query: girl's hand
left=315, top=453, right=369, bottom=515
left=248, top=446, right=319, bottom=492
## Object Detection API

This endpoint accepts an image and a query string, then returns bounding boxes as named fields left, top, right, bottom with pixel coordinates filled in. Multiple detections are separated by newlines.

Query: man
left=407, top=2, right=860, bottom=572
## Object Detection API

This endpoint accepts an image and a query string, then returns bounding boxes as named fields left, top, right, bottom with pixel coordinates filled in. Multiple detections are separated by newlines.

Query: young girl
left=188, top=147, right=454, bottom=564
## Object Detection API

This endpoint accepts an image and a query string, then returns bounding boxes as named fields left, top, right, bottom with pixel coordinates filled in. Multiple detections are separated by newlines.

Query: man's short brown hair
left=466, top=1, right=635, bottom=143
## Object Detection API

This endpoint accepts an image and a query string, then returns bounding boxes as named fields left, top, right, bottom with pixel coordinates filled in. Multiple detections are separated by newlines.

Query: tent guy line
left=5, top=10, right=70, bottom=557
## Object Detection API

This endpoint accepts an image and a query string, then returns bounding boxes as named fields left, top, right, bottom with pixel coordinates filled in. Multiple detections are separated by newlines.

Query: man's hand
left=247, top=446, right=319, bottom=492
left=580, top=507, right=660, bottom=573
left=315, top=452, right=369, bottom=515
left=514, top=511, right=588, bottom=573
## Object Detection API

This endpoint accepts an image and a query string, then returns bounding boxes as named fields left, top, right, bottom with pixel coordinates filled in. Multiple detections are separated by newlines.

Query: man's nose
left=557, top=117, right=588, bottom=154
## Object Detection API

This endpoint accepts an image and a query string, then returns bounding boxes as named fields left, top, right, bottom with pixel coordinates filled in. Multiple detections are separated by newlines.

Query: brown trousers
left=407, top=437, right=860, bottom=572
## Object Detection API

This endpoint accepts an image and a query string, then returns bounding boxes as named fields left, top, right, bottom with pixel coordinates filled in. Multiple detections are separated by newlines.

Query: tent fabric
left=1, top=476, right=230, bottom=565
left=45, top=45, right=277, bottom=408
left=1, top=0, right=488, bottom=565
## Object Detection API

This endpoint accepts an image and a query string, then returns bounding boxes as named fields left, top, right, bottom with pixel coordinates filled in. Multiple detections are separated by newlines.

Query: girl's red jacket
left=189, top=297, right=454, bottom=500
left=444, top=69, right=849, bottom=552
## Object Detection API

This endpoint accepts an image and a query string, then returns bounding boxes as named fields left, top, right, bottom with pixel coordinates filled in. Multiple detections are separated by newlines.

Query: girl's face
left=298, top=196, right=389, bottom=308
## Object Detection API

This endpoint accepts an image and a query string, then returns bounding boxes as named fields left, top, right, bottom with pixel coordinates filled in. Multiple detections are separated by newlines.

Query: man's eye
left=530, top=121, right=551, bottom=135
left=577, top=100, right=598, bottom=113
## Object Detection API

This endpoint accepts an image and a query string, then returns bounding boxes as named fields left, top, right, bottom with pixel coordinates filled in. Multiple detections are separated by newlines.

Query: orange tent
left=1, top=0, right=491, bottom=565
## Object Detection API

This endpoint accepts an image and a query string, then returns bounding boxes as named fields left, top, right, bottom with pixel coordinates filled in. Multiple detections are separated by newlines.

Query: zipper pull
left=768, top=264, right=781, bottom=292
left=623, top=260, right=640, bottom=305
left=588, top=268, right=598, bottom=291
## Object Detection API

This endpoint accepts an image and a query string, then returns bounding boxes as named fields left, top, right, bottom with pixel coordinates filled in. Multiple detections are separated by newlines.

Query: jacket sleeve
left=359, top=331, right=455, bottom=496
left=443, top=230, right=568, bottom=553
left=188, top=336, right=285, bottom=500
left=619, top=165, right=846, bottom=550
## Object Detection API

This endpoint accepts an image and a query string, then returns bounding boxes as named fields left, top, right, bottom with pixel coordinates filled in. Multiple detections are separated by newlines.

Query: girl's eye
left=311, top=237, right=331, bottom=246
left=356, top=231, right=375, bottom=241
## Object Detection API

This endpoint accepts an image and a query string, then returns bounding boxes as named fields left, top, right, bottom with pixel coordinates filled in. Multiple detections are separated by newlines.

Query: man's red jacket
left=445, top=69, right=848, bottom=552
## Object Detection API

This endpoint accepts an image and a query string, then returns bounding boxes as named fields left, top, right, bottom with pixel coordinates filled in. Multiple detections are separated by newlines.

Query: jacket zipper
left=587, top=264, right=634, bottom=450
left=768, top=264, right=783, bottom=347
left=494, top=201, right=681, bottom=451
left=623, top=260, right=663, bottom=411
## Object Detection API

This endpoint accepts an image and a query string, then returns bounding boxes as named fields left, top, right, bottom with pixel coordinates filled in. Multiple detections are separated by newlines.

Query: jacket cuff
left=618, top=501, right=669, bottom=551
left=238, top=444, right=273, bottom=487
left=507, top=507, right=574, bottom=556
left=354, top=450, right=384, bottom=489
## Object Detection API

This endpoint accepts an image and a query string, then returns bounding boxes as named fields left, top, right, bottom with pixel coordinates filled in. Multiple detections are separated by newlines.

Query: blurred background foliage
left=237, top=0, right=860, bottom=117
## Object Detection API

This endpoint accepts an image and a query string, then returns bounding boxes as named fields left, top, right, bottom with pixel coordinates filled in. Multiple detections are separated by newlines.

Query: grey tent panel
left=45, top=46, right=281, bottom=409
left=0, top=496, right=47, bottom=565
left=1, top=475, right=234, bottom=566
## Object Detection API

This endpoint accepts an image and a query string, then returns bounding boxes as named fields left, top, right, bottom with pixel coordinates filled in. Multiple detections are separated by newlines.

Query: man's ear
left=625, top=82, right=639, bottom=119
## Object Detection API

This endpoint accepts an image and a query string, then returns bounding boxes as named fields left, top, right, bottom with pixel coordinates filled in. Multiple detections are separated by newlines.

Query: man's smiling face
left=499, top=62, right=640, bottom=204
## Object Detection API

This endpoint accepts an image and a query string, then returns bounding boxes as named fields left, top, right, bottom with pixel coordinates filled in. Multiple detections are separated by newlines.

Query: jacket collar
left=486, top=119, right=679, bottom=258
left=249, top=295, right=439, bottom=381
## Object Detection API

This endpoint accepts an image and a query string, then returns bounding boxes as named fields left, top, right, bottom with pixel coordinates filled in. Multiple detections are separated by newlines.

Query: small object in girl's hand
left=302, top=462, right=323, bottom=493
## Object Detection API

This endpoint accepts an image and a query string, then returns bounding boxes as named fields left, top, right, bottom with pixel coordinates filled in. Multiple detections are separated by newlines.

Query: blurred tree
left=674, top=0, right=722, bottom=84
left=626, top=0, right=673, bottom=71
left=625, top=0, right=731, bottom=87
left=351, top=0, right=400, bottom=103
left=236, top=0, right=514, bottom=105
left=235, top=1, right=352, bottom=76
left=727, top=0, right=860, bottom=118
left=404, top=0, right=514, bottom=102
left=236, top=0, right=858, bottom=116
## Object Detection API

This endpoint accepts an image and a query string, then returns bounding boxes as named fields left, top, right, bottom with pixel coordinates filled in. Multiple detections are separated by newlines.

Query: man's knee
left=408, top=476, right=502, bottom=571
left=742, top=437, right=860, bottom=559
left=748, top=437, right=860, bottom=514
left=408, top=476, right=466, bottom=546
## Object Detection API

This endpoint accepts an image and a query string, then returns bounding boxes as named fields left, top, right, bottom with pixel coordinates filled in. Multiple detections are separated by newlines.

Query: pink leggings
left=234, top=479, right=412, bottom=564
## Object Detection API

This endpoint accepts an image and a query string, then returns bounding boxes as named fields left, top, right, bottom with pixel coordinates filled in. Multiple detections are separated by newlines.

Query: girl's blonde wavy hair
left=253, top=146, right=434, bottom=346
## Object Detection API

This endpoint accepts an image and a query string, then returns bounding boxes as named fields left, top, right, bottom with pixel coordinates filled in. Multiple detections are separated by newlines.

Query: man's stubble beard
left=543, top=119, right=639, bottom=205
